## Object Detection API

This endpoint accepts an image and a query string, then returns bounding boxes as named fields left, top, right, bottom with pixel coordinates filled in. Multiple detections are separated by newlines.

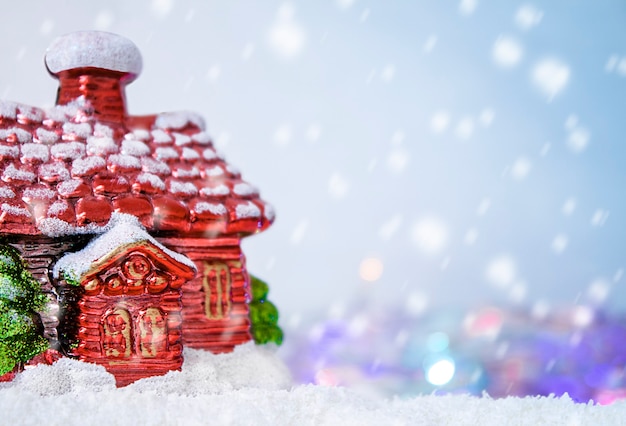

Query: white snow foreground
left=0, top=343, right=624, bottom=426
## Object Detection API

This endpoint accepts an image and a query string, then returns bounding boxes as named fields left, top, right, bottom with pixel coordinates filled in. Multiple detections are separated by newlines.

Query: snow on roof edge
left=52, top=213, right=196, bottom=281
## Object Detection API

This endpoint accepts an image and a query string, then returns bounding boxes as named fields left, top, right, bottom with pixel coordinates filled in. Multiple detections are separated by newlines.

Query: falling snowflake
left=572, top=305, right=594, bottom=328
left=551, top=234, right=568, bottom=254
left=206, top=65, right=221, bottom=83
left=391, top=130, right=405, bottom=145
left=328, top=173, right=350, bottom=199
left=476, top=198, right=491, bottom=216
left=485, top=255, right=517, bottom=288
left=359, top=8, right=370, bottom=22
left=290, top=219, right=309, bottom=245
left=380, top=64, right=396, bottom=83
left=151, top=0, right=173, bottom=18
left=587, top=278, right=610, bottom=304
left=267, top=3, right=306, bottom=59
left=509, top=281, right=527, bottom=303
left=562, top=198, right=577, bottom=216
left=273, top=124, right=292, bottom=146
left=305, top=124, right=322, bottom=142
left=464, top=228, right=479, bottom=245
left=40, top=19, right=54, bottom=36
left=458, top=0, right=478, bottom=16
left=431, top=111, right=450, bottom=134
left=336, top=0, right=357, bottom=9
left=386, top=148, right=409, bottom=173
left=617, top=58, right=626, bottom=76
left=423, top=35, right=438, bottom=53
left=378, top=214, right=403, bottom=241
left=532, top=300, right=550, bottom=319
left=605, top=55, right=626, bottom=76
left=590, top=209, right=609, bottom=227
left=410, top=217, right=449, bottom=255
left=564, top=114, right=578, bottom=131
left=510, top=156, right=532, bottom=180
left=405, top=292, right=429, bottom=316
left=514, top=4, right=543, bottom=30
left=94, top=10, right=114, bottom=30
left=492, top=36, right=523, bottom=68
left=214, top=131, right=231, bottom=149
left=479, top=108, right=495, bottom=127
left=567, top=127, right=590, bottom=153
left=455, top=117, right=474, bottom=139
left=241, top=43, right=255, bottom=61
left=531, top=58, right=570, bottom=101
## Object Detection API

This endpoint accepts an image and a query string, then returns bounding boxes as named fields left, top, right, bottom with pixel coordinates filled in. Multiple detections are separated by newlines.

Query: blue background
left=1, top=0, right=625, bottom=322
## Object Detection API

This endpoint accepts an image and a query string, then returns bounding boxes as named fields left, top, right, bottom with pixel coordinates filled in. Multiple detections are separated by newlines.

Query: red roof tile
left=0, top=100, right=274, bottom=237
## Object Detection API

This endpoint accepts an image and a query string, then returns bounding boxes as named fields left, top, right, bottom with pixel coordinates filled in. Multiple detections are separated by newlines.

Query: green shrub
left=0, top=245, right=48, bottom=375
left=249, top=275, right=283, bottom=346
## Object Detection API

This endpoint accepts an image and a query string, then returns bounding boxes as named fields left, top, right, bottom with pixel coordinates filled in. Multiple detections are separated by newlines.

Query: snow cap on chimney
left=45, top=31, right=142, bottom=79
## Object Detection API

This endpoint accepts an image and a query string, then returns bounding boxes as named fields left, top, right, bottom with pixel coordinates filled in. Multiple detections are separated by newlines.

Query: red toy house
left=0, top=31, right=274, bottom=383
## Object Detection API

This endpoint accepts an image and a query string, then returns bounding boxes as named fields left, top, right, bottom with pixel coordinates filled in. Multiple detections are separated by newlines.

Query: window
left=138, top=308, right=167, bottom=357
left=202, top=262, right=231, bottom=320
left=102, top=309, right=132, bottom=358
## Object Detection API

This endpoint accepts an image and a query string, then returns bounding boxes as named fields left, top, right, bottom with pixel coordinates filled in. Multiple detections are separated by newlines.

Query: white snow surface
left=155, top=111, right=206, bottom=130
left=45, top=31, right=142, bottom=75
left=181, top=147, right=200, bottom=160
left=0, top=127, right=32, bottom=143
left=173, top=166, right=200, bottom=178
left=71, top=155, right=106, bottom=176
left=21, top=143, right=50, bottom=162
left=200, top=184, right=230, bottom=197
left=136, top=172, right=165, bottom=190
left=235, top=201, right=261, bottom=219
left=35, top=128, right=59, bottom=144
left=62, top=122, right=93, bottom=140
left=169, top=180, right=198, bottom=196
left=141, top=157, right=171, bottom=175
left=0, top=100, right=18, bottom=119
left=233, top=183, right=259, bottom=197
left=0, top=342, right=623, bottom=426
left=0, top=145, right=19, bottom=159
left=191, top=131, right=211, bottom=145
left=0, top=187, right=15, bottom=199
left=2, top=164, right=35, bottom=182
left=120, top=139, right=150, bottom=156
left=195, top=201, right=228, bottom=216
left=52, top=213, right=196, bottom=280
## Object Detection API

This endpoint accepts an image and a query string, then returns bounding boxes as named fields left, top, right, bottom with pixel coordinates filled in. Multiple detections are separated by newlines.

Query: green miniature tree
left=249, top=275, right=283, bottom=345
left=0, top=244, right=48, bottom=375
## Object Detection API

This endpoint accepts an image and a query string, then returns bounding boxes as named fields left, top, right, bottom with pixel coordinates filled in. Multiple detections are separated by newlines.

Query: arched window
left=138, top=308, right=167, bottom=357
left=202, top=262, right=231, bottom=320
left=102, top=309, right=132, bottom=358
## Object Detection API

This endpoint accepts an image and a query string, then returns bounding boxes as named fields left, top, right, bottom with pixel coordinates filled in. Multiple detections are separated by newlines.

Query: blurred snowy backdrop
left=0, top=1, right=625, bottom=323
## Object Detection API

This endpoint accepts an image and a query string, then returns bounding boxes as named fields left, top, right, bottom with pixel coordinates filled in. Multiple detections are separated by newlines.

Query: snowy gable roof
left=0, top=98, right=274, bottom=237
left=53, top=213, right=196, bottom=284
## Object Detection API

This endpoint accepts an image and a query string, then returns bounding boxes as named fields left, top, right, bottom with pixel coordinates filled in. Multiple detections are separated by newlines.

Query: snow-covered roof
left=53, top=213, right=196, bottom=282
left=0, top=97, right=274, bottom=237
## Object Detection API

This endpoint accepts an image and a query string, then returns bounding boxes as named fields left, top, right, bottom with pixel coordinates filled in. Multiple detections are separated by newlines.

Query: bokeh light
left=359, top=257, right=384, bottom=282
left=425, top=358, right=456, bottom=386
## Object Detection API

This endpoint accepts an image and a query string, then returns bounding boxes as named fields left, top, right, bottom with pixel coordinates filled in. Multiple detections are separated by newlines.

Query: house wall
left=72, top=289, right=183, bottom=386
left=157, top=237, right=252, bottom=352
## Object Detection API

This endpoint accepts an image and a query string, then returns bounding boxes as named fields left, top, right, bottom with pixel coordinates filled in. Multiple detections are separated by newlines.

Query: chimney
left=44, top=31, right=142, bottom=124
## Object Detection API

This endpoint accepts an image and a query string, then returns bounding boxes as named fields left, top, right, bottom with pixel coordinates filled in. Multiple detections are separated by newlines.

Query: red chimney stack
left=44, top=31, right=142, bottom=124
